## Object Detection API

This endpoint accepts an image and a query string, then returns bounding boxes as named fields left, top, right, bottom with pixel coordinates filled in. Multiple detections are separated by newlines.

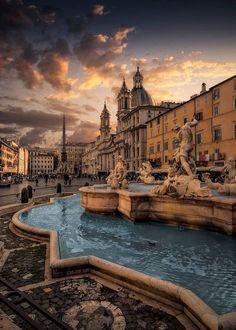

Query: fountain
left=80, top=116, right=236, bottom=235
left=10, top=116, right=236, bottom=330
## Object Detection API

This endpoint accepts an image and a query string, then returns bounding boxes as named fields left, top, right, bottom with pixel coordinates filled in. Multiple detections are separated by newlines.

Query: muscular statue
left=173, top=117, right=198, bottom=178
left=152, top=116, right=211, bottom=198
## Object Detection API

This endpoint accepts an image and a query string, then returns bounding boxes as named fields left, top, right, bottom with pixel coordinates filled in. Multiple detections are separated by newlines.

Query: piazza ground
left=0, top=202, right=193, bottom=329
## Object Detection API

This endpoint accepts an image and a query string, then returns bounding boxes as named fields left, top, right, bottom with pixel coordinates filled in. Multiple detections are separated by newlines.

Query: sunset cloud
left=75, top=26, right=135, bottom=70
left=69, top=121, right=100, bottom=143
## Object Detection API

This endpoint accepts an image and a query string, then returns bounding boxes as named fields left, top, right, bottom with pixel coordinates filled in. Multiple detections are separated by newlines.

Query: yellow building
left=147, top=75, right=236, bottom=168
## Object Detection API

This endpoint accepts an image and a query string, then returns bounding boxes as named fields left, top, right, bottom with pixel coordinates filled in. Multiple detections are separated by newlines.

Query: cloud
left=75, top=26, right=135, bottom=69
left=38, top=38, right=77, bottom=91
left=69, top=121, right=99, bottom=143
left=46, top=98, right=92, bottom=116
left=20, top=128, right=46, bottom=146
left=131, top=57, right=147, bottom=65
left=75, top=26, right=134, bottom=91
left=81, top=104, right=98, bottom=113
left=0, top=126, right=18, bottom=134
left=66, top=4, right=108, bottom=35
left=14, top=58, right=43, bottom=89
left=0, top=0, right=33, bottom=33
left=143, top=58, right=236, bottom=91
left=0, top=105, right=77, bottom=129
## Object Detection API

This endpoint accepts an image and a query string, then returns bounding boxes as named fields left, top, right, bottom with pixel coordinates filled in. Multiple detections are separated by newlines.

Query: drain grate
left=0, top=277, right=73, bottom=330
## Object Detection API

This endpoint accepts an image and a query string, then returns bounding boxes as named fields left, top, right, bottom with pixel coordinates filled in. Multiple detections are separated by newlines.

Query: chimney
left=200, top=82, right=206, bottom=94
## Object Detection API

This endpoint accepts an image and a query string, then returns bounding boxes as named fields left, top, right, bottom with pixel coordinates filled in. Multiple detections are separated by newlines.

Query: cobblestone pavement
left=0, top=212, right=187, bottom=330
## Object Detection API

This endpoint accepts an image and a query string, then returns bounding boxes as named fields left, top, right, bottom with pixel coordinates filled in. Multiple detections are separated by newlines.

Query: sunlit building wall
left=146, top=75, right=236, bottom=168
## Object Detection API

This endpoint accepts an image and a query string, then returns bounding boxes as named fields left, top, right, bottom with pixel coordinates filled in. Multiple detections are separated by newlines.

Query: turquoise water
left=19, top=195, right=236, bottom=314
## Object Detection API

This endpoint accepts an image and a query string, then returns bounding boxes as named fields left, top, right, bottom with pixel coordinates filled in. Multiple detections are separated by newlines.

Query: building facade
left=0, top=139, right=18, bottom=173
left=29, top=149, right=54, bottom=175
left=18, top=147, right=29, bottom=175
left=64, top=142, right=87, bottom=175
left=146, top=75, right=236, bottom=168
left=82, top=67, right=175, bottom=175
left=0, top=138, right=28, bottom=175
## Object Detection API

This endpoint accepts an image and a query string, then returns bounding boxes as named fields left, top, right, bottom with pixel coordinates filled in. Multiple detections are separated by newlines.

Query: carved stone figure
left=151, top=167, right=211, bottom=198
left=138, top=161, right=155, bottom=184
left=106, top=156, right=128, bottom=189
left=152, top=117, right=211, bottom=198
left=222, top=158, right=236, bottom=183
left=172, top=117, right=198, bottom=178
left=204, top=173, right=236, bottom=196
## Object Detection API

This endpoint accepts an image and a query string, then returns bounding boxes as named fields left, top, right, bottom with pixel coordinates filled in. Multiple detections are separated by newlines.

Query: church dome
left=131, top=66, right=154, bottom=107
left=131, top=87, right=154, bottom=107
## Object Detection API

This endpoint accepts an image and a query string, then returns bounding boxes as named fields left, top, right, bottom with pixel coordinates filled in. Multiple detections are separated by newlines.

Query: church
left=82, top=67, right=175, bottom=175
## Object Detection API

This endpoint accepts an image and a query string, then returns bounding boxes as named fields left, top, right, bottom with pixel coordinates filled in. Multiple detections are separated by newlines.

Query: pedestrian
left=35, top=176, right=39, bottom=187
left=44, top=173, right=49, bottom=185
left=69, top=175, right=72, bottom=185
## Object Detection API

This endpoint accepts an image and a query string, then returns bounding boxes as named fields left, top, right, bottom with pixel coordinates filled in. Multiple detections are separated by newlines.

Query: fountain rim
left=10, top=193, right=236, bottom=330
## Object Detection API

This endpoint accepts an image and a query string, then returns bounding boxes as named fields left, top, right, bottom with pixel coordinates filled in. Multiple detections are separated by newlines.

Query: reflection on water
left=20, top=195, right=236, bottom=314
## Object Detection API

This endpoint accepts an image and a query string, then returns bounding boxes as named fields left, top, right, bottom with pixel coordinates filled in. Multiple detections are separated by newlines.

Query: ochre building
left=146, top=75, right=236, bottom=168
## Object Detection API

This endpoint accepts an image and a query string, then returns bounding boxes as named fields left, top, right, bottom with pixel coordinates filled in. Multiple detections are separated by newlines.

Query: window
left=233, top=96, right=236, bottom=110
left=137, top=147, right=140, bottom=157
left=233, top=123, right=236, bottom=138
left=164, top=155, right=168, bottom=163
left=213, top=127, right=222, bottom=142
left=184, top=117, right=188, bottom=124
left=157, top=143, right=161, bottom=152
left=157, top=128, right=160, bottom=135
left=213, top=88, right=220, bottom=101
left=213, top=105, right=219, bottom=116
left=165, top=125, right=168, bottom=133
left=196, top=132, right=202, bottom=144
left=164, top=114, right=168, bottom=122
left=196, top=112, right=203, bottom=121
left=149, top=146, right=154, bottom=154
left=173, top=109, right=176, bottom=118
left=150, top=122, right=153, bottom=128
left=157, top=117, right=160, bottom=125
left=164, top=141, right=168, bottom=151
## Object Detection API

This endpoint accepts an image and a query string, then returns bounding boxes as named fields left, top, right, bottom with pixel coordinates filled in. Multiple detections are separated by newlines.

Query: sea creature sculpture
left=106, top=156, right=128, bottom=189
left=138, top=161, right=155, bottom=184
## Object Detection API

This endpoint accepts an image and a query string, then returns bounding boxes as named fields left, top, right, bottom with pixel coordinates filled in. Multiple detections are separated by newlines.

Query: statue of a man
left=173, top=116, right=198, bottom=178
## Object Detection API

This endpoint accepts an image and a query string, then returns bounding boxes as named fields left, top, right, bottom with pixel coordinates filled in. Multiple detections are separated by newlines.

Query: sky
left=0, top=0, right=236, bottom=147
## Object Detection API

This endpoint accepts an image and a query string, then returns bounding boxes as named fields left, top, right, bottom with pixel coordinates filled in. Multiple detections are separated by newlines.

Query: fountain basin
left=11, top=194, right=236, bottom=330
left=79, top=185, right=236, bottom=235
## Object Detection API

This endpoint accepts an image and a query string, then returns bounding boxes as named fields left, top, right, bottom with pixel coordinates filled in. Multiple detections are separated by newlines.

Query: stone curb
left=8, top=193, right=236, bottom=330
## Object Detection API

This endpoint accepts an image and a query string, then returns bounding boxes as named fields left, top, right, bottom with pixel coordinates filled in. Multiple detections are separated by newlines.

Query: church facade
left=82, top=67, right=175, bottom=175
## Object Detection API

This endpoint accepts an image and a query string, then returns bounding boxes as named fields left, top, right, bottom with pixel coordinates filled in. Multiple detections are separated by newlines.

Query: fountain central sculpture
left=151, top=116, right=211, bottom=198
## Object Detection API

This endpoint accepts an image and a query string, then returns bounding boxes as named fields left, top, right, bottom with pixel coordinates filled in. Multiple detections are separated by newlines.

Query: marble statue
left=222, top=158, right=236, bottom=183
left=172, top=117, right=198, bottom=178
left=138, top=161, right=155, bottom=184
left=152, top=116, right=211, bottom=198
left=106, top=156, right=128, bottom=189
left=204, top=158, right=236, bottom=195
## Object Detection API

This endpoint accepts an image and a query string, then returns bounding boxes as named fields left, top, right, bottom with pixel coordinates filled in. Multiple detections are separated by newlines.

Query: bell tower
left=100, top=102, right=111, bottom=139
left=116, top=78, right=131, bottom=132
